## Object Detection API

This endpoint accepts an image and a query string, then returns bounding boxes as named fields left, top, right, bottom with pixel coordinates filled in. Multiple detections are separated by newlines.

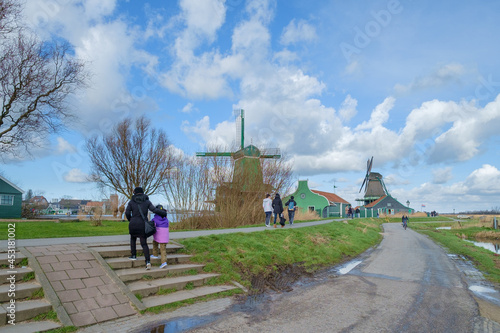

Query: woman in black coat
left=125, top=187, right=166, bottom=270
left=272, top=193, right=284, bottom=228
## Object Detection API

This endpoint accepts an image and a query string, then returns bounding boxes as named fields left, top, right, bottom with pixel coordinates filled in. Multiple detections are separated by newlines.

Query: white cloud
left=55, top=137, right=77, bottom=155
left=280, top=19, right=317, bottom=45
left=24, top=1, right=160, bottom=134
left=464, top=164, right=500, bottom=195
left=394, top=63, right=465, bottom=93
left=181, top=102, right=196, bottom=113
left=356, top=97, right=394, bottom=130
left=432, top=167, right=453, bottom=184
left=339, top=94, right=358, bottom=122
left=63, top=169, right=89, bottom=183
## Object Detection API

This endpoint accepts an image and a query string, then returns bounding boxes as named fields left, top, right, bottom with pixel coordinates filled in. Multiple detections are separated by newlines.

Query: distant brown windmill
left=356, top=156, right=389, bottom=206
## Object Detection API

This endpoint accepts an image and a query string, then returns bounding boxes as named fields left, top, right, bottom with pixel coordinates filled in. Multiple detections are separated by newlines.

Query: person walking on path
left=272, top=193, right=284, bottom=228
left=355, top=207, right=360, bottom=218
left=150, top=204, right=169, bottom=269
left=125, top=187, right=167, bottom=270
left=285, top=196, right=297, bottom=225
left=263, top=194, right=273, bottom=227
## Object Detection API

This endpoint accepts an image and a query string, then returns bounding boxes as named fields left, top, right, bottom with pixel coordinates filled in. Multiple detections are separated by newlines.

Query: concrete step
left=128, top=273, right=220, bottom=297
left=0, top=252, right=27, bottom=266
left=0, top=320, right=61, bottom=332
left=116, top=264, right=205, bottom=283
left=0, top=299, right=52, bottom=324
left=142, top=285, right=239, bottom=308
left=92, top=244, right=183, bottom=258
left=0, top=282, right=41, bottom=302
left=106, top=254, right=192, bottom=269
left=0, top=267, right=34, bottom=285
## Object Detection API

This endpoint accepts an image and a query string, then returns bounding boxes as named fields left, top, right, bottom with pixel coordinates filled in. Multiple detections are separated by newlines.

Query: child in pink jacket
left=150, top=205, right=169, bottom=268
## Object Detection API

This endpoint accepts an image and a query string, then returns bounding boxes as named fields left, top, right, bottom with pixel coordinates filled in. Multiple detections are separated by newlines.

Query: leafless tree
left=162, top=152, right=212, bottom=221
left=86, top=116, right=176, bottom=198
left=0, top=0, right=87, bottom=157
left=261, top=151, right=294, bottom=196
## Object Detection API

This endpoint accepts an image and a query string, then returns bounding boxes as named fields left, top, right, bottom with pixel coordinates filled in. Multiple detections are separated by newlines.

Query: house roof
left=310, top=189, right=350, bottom=204
left=86, top=201, right=103, bottom=207
left=364, top=195, right=387, bottom=208
left=0, top=175, right=24, bottom=194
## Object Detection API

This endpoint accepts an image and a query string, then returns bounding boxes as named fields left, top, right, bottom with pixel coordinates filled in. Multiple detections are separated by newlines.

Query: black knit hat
left=133, top=187, right=144, bottom=194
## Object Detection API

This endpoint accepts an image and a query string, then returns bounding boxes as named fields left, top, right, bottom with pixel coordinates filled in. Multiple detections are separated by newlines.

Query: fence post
left=494, top=217, right=498, bottom=230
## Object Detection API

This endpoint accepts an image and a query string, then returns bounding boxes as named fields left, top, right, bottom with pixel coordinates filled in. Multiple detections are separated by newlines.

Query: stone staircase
left=0, top=251, right=61, bottom=332
left=89, top=241, right=239, bottom=311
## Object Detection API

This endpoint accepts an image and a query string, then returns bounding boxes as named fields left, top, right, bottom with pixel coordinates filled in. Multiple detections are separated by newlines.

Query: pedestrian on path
left=272, top=193, right=284, bottom=228
left=150, top=204, right=169, bottom=269
left=125, top=187, right=167, bottom=270
left=285, top=196, right=297, bottom=225
left=263, top=193, right=273, bottom=227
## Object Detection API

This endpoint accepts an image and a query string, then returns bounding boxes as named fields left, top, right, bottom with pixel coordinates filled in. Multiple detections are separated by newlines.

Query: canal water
left=465, top=239, right=500, bottom=254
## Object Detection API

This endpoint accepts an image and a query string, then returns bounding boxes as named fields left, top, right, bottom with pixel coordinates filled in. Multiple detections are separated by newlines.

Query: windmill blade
left=359, top=176, right=368, bottom=193
left=367, top=156, right=373, bottom=174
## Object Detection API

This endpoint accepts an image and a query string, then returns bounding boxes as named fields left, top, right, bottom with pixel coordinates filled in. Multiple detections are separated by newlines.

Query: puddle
left=469, top=285, right=497, bottom=294
left=464, top=240, right=500, bottom=254
left=436, top=227, right=451, bottom=230
left=141, top=316, right=217, bottom=333
left=337, top=260, right=362, bottom=275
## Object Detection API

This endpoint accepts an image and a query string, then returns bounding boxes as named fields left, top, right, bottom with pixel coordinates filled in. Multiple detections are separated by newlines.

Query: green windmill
left=196, top=109, right=281, bottom=194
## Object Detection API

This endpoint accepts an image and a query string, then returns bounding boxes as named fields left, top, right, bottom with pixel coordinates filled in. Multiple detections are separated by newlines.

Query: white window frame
left=0, top=195, right=15, bottom=206
left=308, top=206, right=315, bottom=212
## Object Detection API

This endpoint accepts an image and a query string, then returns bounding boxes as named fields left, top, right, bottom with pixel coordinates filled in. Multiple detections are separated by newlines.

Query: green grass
left=33, top=310, right=58, bottom=322
left=411, top=223, right=500, bottom=283
left=178, top=219, right=383, bottom=288
left=0, top=220, right=129, bottom=239
left=144, top=289, right=243, bottom=314
left=45, top=327, right=78, bottom=333
left=22, top=271, right=35, bottom=282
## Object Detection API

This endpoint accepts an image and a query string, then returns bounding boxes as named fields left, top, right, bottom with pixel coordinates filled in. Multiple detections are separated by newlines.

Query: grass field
left=178, top=219, right=384, bottom=288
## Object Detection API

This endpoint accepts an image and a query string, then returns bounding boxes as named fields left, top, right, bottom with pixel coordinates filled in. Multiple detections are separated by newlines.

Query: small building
left=283, top=180, right=351, bottom=218
left=360, top=195, right=414, bottom=217
left=0, top=175, right=24, bottom=219
left=29, top=196, right=50, bottom=210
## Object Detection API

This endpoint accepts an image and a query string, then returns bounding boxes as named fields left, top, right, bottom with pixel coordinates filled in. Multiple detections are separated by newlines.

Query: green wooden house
left=0, top=175, right=24, bottom=219
left=359, top=195, right=414, bottom=217
left=283, top=180, right=351, bottom=218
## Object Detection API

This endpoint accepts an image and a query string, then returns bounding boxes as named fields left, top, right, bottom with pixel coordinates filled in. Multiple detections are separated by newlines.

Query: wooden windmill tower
left=196, top=109, right=281, bottom=204
left=356, top=156, right=389, bottom=206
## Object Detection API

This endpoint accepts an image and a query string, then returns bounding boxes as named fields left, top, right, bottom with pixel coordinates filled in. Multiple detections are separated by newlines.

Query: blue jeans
left=265, top=212, right=272, bottom=225
left=288, top=210, right=295, bottom=224
left=274, top=213, right=279, bottom=224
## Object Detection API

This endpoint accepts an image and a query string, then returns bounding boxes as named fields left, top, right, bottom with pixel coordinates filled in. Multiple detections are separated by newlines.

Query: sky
left=1, top=0, right=500, bottom=214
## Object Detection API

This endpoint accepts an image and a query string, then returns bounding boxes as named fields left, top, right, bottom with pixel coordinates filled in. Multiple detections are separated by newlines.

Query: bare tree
left=86, top=116, right=176, bottom=198
left=261, top=151, right=294, bottom=196
left=162, top=153, right=212, bottom=221
left=0, top=0, right=87, bottom=157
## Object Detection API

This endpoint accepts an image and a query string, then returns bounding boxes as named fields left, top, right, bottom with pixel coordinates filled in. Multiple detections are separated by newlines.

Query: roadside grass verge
left=177, top=219, right=383, bottom=289
left=411, top=223, right=500, bottom=284
left=0, top=220, right=128, bottom=239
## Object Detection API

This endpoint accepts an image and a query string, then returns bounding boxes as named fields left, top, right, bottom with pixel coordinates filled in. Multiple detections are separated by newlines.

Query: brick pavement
left=77, top=297, right=233, bottom=333
left=27, top=244, right=136, bottom=326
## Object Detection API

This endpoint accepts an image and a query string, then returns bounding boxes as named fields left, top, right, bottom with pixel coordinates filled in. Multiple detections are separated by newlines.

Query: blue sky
left=1, top=0, right=500, bottom=213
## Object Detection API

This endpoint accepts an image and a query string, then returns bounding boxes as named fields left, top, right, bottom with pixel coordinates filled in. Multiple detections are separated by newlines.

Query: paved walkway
left=27, top=244, right=136, bottom=326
